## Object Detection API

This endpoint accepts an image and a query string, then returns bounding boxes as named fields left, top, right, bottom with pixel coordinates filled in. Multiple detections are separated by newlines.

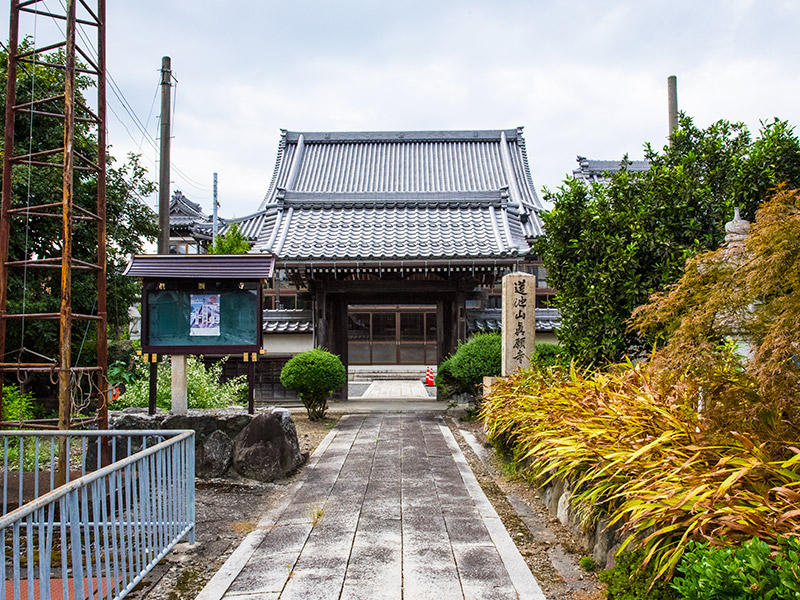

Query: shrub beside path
left=196, top=413, right=546, bottom=600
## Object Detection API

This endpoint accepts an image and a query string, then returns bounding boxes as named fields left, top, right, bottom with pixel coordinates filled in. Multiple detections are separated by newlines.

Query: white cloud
left=2, top=0, right=798, bottom=218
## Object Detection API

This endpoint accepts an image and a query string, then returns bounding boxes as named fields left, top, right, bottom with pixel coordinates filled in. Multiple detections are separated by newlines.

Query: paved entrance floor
left=197, top=413, right=546, bottom=600
left=361, top=380, right=430, bottom=398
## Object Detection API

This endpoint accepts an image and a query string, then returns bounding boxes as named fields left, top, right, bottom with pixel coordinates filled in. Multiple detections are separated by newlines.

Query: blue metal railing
left=1, top=430, right=195, bottom=600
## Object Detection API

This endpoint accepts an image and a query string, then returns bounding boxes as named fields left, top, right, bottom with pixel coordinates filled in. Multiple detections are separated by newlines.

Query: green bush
left=280, top=348, right=346, bottom=421
left=598, top=550, right=679, bottom=600
left=1, top=383, right=35, bottom=422
left=531, top=343, right=569, bottom=369
left=434, top=356, right=467, bottom=399
left=672, top=537, right=800, bottom=599
left=2, top=384, right=37, bottom=470
left=449, top=332, right=501, bottom=397
left=116, top=356, right=246, bottom=410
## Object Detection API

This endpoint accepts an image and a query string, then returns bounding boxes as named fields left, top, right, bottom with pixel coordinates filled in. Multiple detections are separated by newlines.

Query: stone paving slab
left=362, top=380, right=430, bottom=398
left=196, top=413, right=546, bottom=600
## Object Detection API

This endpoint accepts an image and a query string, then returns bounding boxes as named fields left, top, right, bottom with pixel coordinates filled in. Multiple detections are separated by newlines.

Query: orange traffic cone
left=425, top=367, right=435, bottom=386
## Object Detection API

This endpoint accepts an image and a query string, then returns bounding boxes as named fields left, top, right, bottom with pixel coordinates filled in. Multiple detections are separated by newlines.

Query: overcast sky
left=4, top=0, right=799, bottom=217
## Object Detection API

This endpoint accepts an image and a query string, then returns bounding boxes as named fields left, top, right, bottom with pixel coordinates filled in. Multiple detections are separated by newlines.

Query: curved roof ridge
left=259, top=129, right=289, bottom=210
left=284, top=129, right=520, bottom=143
left=512, top=126, right=543, bottom=211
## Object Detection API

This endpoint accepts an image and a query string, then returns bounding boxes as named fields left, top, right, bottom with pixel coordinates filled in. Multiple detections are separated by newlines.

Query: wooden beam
left=323, top=278, right=459, bottom=294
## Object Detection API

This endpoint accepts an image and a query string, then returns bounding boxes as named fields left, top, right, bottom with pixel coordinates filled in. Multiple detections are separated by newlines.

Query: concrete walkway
left=196, top=413, right=546, bottom=600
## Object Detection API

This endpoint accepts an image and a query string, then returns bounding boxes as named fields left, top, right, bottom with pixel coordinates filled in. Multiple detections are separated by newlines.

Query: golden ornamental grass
left=480, top=361, right=800, bottom=581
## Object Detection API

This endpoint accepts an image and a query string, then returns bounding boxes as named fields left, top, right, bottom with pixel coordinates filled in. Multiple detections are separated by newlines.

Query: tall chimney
left=668, top=75, right=678, bottom=145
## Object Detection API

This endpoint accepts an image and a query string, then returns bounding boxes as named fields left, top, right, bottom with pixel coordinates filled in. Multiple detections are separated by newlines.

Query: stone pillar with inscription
left=501, top=272, right=536, bottom=376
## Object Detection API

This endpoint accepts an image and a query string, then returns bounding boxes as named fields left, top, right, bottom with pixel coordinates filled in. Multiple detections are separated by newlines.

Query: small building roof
left=572, top=156, right=650, bottom=186
left=169, top=190, right=211, bottom=230
left=467, top=308, right=560, bottom=334
left=194, top=210, right=270, bottom=242
left=262, top=309, right=313, bottom=333
left=123, top=254, right=275, bottom=279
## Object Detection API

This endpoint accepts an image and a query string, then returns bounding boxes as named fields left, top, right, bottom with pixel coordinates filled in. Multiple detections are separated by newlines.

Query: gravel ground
left=130, top=410, right=602, bottom=600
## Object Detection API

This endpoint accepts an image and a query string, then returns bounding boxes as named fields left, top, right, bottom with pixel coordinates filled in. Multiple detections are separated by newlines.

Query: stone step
left=349, top=367, right=435, bottom=382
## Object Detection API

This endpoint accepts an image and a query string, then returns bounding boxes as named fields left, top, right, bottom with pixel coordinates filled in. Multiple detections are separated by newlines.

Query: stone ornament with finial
left=722, top=206, right=750, bottom=262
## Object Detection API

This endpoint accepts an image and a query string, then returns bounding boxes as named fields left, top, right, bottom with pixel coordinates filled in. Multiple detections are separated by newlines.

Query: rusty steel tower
left=0, top=0, right=108, bottom=430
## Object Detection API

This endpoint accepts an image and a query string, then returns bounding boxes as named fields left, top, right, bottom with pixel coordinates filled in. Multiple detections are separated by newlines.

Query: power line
left=42, top=0, right=215, bottom=196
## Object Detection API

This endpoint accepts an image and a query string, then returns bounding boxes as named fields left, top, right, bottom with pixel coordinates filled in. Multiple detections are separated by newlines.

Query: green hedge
left=434, top=356, right=466, bottom=399
left=531, top=343, right=570, bottom=368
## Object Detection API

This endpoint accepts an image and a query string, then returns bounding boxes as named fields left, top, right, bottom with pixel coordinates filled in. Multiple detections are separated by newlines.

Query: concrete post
left=171, top=355, right=188, bottom=414
left=668, top=75, right=678, bottom=144
left=158, top=56, right=171, bottom=254
left=501, top=272, right=536, bottom=376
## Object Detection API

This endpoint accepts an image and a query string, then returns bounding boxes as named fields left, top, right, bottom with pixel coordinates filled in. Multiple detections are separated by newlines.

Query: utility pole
left=212, top=172, right=219, bottom=245
left=668, top=75, right=679, bottom=145
left=158, top=56, right=171, bottom=254
left=157, top=56, right=187, bottom=414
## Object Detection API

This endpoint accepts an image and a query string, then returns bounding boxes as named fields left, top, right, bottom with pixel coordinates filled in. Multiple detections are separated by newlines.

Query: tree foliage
left=631, top=186, right=800, bottom=441
left=0, top=40, right=157, bottom=371
left=209, top=223, right=251, bottom=254
left=537, top=116, right=800, bottom=365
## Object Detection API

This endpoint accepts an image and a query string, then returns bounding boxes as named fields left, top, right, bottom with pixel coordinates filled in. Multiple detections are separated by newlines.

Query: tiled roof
left=572, top=156, right=650, bottom=185
left=170, top=190, right=211, bottom=231
left=124, top=254, right=275, bottom=279
left=467, top=308, right=560, bottom=333
left=263, top=309, right=313, bottom=333
left=253, top=191, right=529, bottom=261
left=251, top=128, right=543, bottom=261
left=263, top=308, right=559, bottom=335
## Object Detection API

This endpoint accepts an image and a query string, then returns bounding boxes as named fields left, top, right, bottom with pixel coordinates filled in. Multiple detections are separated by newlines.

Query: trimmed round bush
left=280, top=348, right=346, bottom=421
left=450, top=332, right=501, bottom=397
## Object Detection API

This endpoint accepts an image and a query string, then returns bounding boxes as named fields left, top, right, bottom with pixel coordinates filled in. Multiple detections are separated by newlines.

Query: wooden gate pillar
left=330, top=294, right=348, bottom=400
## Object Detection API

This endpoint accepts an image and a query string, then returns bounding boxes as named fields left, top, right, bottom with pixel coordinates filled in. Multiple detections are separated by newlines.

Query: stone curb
left=437, top=418, right=547, bottom=600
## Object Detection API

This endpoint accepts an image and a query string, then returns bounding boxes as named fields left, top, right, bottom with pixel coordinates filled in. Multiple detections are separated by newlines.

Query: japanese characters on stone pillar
left=501, top=272, right=536, bottom=375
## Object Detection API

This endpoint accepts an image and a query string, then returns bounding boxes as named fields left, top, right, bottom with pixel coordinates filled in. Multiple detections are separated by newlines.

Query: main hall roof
left=216, top=128, right=544, bottom=263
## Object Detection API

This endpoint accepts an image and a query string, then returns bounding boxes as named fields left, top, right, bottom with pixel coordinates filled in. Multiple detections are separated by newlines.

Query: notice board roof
left=123, top=254, right=276, bottom=280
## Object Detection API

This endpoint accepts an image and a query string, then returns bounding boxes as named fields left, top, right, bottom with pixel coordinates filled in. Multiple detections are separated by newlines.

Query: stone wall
left=109, top=407, right=304, bottom=482
left=538, top=476, right=622, bottom=569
